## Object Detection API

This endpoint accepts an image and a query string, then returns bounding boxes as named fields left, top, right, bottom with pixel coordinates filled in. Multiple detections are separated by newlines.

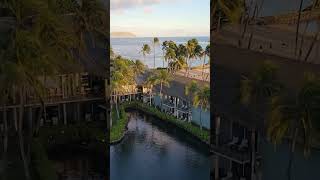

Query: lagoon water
left=110, top=111, right=210, bottom=180
left=111, top=36, right=210, bottom=68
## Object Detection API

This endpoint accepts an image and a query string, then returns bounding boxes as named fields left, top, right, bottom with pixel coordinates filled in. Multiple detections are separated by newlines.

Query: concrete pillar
left=77, top=103, right=81, bottom=122
left=28, top=107, right=33, bottom=132
left=215, top=116, right=221, bottom=180
left=63, top=103, right=67, bottom=125
left=58, top=105, right=61, bottom=124
left=251, top=129, right=256, bottom=180
left=44, top=105, right=47, bottom=123
left=91, top=103, right=94, bottom=121
left=14, top=108, right=18, bottom=131
left=230, top=120, right=233, bottom=139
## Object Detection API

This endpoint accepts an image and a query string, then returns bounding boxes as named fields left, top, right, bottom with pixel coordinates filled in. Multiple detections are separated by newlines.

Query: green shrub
left=31, top=139, right=58, bottom=180
left=122, top=101, right=210, bottom=143
left=110, top=106, right=129, bottom=143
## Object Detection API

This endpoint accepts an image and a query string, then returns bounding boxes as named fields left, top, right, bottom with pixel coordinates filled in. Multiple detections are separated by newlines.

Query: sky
left=110, top=0, right=210, bottom=37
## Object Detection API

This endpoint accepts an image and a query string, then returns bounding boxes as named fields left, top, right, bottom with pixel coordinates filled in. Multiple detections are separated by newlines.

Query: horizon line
left=111, top=35, right=210, bottom=38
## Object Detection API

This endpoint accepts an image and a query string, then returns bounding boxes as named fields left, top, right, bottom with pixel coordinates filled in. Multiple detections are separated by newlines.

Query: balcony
left=211, top=133, right=261, bottom=164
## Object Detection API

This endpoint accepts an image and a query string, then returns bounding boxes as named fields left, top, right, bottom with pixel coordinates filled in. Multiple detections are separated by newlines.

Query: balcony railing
left=211, top=133, right=261, bottom=164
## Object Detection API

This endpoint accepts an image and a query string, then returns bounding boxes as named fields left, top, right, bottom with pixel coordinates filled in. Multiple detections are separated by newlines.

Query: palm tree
left=153, top=37, right=160, bottom=69
left=111, top=56, right=135, bottom=118
left=240, top=61, right=281, bottom=180
left=0, top=0, right=107, bottom=179
left=185, top=81, right=199, bottom=123
left=295, top=0, right=304, bottom=56
left=193, top=86, right=210, bottom=130
left=203, top=44, right=210, bottom=80
left=212, top=0, right=244, bottom=31
left=131, top=59, right=146, bottom=77
left=147, top=70, right=172, bottom=107
left=186, top=39, right=197, bottom=77
left=268, top=74, right=320, bottom=180
left=165, top=47, right=177, bottom=73
left=170, top=56, right=186, bottom=74
left=141, top=44, right=151, bottom=64
left=162, top=41, right=169, bottom=68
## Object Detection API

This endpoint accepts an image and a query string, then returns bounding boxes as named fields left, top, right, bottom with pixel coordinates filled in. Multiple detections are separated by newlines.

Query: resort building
left=110, top=72, right=211, bottom=130
left=0, top=48, right=107, bottom=131
left=211, top=21, right=320, bottom=179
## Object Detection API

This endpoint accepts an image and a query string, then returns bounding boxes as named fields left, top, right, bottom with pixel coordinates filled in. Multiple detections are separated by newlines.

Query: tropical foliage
left=122, top=101, right=210, bottom=143
left=193, top=86, right=210, bottom=130
left=0, top=0, right=107, bottom=179
left=267, top=73, right=320, bottom=180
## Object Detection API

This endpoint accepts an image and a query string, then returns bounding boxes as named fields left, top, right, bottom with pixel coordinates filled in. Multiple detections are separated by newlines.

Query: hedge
left=122, top=101, right=210, bottom=143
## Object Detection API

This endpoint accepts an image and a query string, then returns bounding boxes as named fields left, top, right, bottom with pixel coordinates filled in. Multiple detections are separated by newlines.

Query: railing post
left=251, top=129, right=256, bottom=180
left=214, top=116, right=221, bottom=180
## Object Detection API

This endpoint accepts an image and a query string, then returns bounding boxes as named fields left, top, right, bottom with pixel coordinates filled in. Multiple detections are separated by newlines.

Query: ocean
left=111, top=36, right=210, bottom=68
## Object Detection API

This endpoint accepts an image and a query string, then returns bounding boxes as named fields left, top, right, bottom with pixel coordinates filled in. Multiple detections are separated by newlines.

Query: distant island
left=111, top=32, right=136, bottom=38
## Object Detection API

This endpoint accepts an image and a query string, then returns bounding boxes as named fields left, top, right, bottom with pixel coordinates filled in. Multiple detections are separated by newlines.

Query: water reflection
left=110, top=111, right=210, bottom=180
left=51, top=151, right=108, bottom=180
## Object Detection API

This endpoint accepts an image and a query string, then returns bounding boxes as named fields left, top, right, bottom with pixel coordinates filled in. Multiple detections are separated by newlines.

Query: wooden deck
left=0, top=94, right=105, bottom=109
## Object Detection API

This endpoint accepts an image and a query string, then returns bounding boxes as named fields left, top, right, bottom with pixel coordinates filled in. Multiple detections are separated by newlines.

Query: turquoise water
left=110, top=111, right=210, bottom=180
left=111, top=36, right=210, bottom=68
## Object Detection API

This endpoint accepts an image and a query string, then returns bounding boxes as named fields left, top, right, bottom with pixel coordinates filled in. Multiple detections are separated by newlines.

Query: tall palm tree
left=161, top=41, right=169, bottom=68
left=240, top=61, right=281, bottom=180
left=268, top=74, right=320, bottom=180
left=147, top=70, right=172, bottom=107
left=203, top=44, right=210, bottom=80
left=111, top=56, right=135, bottom=118
left=0, top=0, right=107, bottom=179
left=212, top=0, right=244, bottom=31
left=185, top=81, right=199, bottom=123
left=153, top=37, right=160, bottom=69
left=186, top=39, right=197, bottom=77
left=131, top=59, right=146, bottom=77
left=170, top=56, right=186, bottom=74
left=165, top=47, right=177, bottom=73
left=141, top=44, right=151, bottom=65
left=193, top=85, right=210, bottom=130
left=295, top=0, right=304, bottom=56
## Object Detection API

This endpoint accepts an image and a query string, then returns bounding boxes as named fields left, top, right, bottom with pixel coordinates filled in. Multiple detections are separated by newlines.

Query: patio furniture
left=238, top=139, right=248, bottom=151
left=227, top=136, right=239, bottom=147
left=221, top=172, right=233, bottom=180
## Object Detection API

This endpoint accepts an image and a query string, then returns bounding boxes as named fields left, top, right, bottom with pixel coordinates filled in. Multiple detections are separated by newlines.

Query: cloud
left=111, top=0, right=171, bottom=10
left=143, top=7, right=153, bottom=14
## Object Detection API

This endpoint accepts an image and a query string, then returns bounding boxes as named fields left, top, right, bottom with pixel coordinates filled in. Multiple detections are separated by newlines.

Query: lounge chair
left=227, top=137, right=239, bottom=147
left=221, top=172, right=233, bottom=180
left=238, top=139, right=248, bottom=151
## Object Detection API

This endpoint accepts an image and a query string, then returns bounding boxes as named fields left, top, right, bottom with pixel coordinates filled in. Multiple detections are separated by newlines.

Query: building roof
left=212, top=42, right=320, bottom=130
left=154, top=74, right=209, bottom=101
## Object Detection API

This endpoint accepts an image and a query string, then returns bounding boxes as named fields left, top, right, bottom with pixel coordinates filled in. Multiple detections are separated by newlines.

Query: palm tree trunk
left=115, top=95, right=120, bottom=119
left=154, top=44, right=156, bottom=69
left=304, top=31, right=319, bottom=62
left=295, top=0, right=304, bottom=56
left=18, top=87, right=31, bottom=180
left=251, top=129, right=256, bottom=180
left=217, top=11, right=222, bottom=32
left=199, top=107, right=203, bottom=130
left=26, top=107, right=33, bottom=163
left=162, top=51, right=165, bottom=68
left=287, top=128, right=298, bottom=180
left=1, top=100, right=8, bottom=180
left=160, top=82, right=163, bottom=108
left=247, top=32, right=254, bottom=50
left=202, top=56, right=206, bottom=80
